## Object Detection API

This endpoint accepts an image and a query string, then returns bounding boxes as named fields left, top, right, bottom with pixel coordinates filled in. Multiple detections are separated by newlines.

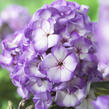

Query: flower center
left=47, top=33, right=50, bottom=37
left=76, top=48, right=81, bottom=55
left=61, top=38, right=67, bottom=43
left=58, top=61, right=63, bottom=66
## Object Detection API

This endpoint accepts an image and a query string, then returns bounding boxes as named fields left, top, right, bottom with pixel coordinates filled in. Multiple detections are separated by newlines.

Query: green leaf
left=0, top=68, right=9, bottom=80
left=0, top=79, right=21, bottom=109
left=92, top=81, right=109, bottom=96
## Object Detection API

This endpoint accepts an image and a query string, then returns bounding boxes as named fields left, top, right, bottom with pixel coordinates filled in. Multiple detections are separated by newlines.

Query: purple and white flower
left=95, top=0, right=109, bottom=80
left=55, top=85, right=88, bottom=107
left=40, top=46, right=77, bottom=83
left=76, top=83, right=96, bottom=109
left=28, top=79, right=52, bottom=95
left=33, top=92, right=52, bottom=109
left=0, top=0, right=99, bottom=109
left=72, top=37, right=92, bottom=60
left=0, top=5, right=31, bottom=31
left=0, top=5, right=31, bottom=41
left=33, top=19, right=59, bottom=51
left=93, top=96, right=109, bottom=109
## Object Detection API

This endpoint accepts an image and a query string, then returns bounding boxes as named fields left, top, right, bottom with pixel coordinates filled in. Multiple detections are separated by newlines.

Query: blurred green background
left=0, top=0, right=98, bottom=109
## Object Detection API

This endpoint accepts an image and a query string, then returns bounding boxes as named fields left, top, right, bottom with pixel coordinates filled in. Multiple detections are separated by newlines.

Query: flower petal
left=64, top=54, right=77, bottom=72
left=4, top=33, right=24, bottom=49
left=42, top=20, right=51, bottom=33
left=52, top=46, right=67, bottom=61
left=25, top=64, right=45, bottom=78
left=33, top=29, right=48, bottom=51
left=33, top=28, right=45, bottom=41
left=0, top=54, right=12, bottom=65
left=47, top=67, right=61, bottom=83
left=41, top=54, right=58, bottom=69
left=40, top=10, right=51, bottom=19
left=33, top=92, right=52, bottom=109
left=93, top=96, right=109, bottom=109
left=34, top=38, right=47, bottom=51
left=60, top=67, right=73, bottom=82
left=55, top=88, right=85, bottom=107
left=17, top=87, right=30, bottom=99
left=30, top=80, right=52, bottom=94
left=48, top=34, right=59, bottom=48
left=76, top=99, right=95, bottom=109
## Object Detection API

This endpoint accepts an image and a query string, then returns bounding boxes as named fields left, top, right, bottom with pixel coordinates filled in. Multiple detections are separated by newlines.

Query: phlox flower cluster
left=1, top=0, right=108, bottom=109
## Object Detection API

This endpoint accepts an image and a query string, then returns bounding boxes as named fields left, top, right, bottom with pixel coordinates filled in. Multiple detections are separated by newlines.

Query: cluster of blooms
left=0, top=5, right=31, bottom=41
left=95, top=0, right=109, bottom=81
left=0, top=0, right=109, bottom=109
left=93, top=0, right=109, bottom=109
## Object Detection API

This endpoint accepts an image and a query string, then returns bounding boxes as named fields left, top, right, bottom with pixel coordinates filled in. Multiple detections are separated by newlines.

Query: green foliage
left=92, top=81, right=109, bottom=96
left=0, top=70, right=21, bottom=109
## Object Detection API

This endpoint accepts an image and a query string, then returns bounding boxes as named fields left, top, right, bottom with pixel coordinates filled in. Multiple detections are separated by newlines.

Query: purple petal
left=76, top=87, right=96, bottom=109
left=47, top=67, right=61, bottom=83
left=40, top=10, right=52, bottom=20
left=33, top=92, right=52, bottom=109
left=76, top=99, right=95, bottom=109
left=52, top=46, right=68, bottom=61
left=63, top=54, right=77, bottom=72
left=41, top=20, right=52, bottom=33
left=25, top=64, right=45, bottom=78
left=47, top=66, right=73, bottom=82
left=55, top=88, right=86, bottom=107
left=41, top=54, right=57, bottom=69
left=17, top=87, right=30, bottom=99
left=30, top=79, right=52, bottom=94
left=0, top=53, right=12, bottom=65
left=48, top=34, right=59, bottom=48
left=93, top=96, right=109, bottom=109
left=0, top=5, right=31, bottom=31
left=3, top=32, right=24, bottom=49
left=33, top=28, right=48, bottom=51
left=60, top=67, right=73, bottom=82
